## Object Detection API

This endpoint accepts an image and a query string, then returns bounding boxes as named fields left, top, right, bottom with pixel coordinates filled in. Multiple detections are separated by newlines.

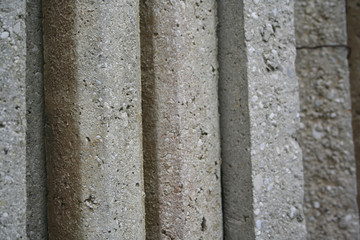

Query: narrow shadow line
left=25, top=0, right=48, bottom=239
left=140, top=1, right=161, bottom=239
left=217, top=0, right=255, bottom=238
left=346, top=0, right=360, bottom=221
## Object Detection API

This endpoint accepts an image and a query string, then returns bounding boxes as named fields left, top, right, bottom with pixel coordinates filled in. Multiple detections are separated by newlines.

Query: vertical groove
left=140, top=1, right=161, bottom=238
left=217, top=0, right=255, bottom=239
left=347, top=0, right=360, bottom=220
left=25, top=0, right=47, bottom=238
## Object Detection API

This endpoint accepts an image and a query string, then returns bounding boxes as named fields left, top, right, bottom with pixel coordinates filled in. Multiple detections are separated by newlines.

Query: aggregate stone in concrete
left=140, top=0, right=223, bottom=239
left=295, top=0, right=360, bottom=238
left=0, top=0, right=27, bottom=239
left=43, top=1, right=145, bottom=239
left=348, top=0, right=360, bottom=218
left=219, top=0, right=307, bottom=239
left=25, top=0, right=47, bottom=238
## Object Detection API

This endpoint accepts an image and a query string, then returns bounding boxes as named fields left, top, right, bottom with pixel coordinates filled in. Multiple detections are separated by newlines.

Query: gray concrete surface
left=218, top=0, right=307, bottom=239
left=25, top=0, right=47, bottom=238
left=43, top=1, right=145, bottom=239
left=140, top=0, right=223, bottom=239
left=0, top=0, right=27, bottom=239
left=348, top=0, right=360, bottom=219
left=295, top=0, right=360, bottom=238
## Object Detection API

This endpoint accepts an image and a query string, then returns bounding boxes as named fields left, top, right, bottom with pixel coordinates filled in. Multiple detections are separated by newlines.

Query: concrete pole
left=140, top=0, right=223, bottom=239
left=348, top=0, right=360, bottom=219
left=218, top=0, right=307, bottom=238
left=43, top=1, right=145, bottom=239
left=25, top=0, right=47, bottom=238
left=0, top=1, right=27, bottom=239
left=295, top=0, right=360, bottom=238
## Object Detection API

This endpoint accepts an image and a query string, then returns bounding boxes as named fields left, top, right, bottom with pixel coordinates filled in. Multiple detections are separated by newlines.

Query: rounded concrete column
left=140, top=0, right=223, bottom=239
left=43, top=1, right=145, bottom=239
left=218, top=0, right=307, bottom=238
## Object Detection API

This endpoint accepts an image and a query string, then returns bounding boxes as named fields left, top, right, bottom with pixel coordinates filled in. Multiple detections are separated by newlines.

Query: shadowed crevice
left=25, top=0, right=47, bottom=239
left=217, top=0, right=255, bottom=238
left=140, top=1, right=161, bottom=238
left=347, top=0, right=360, bottom=220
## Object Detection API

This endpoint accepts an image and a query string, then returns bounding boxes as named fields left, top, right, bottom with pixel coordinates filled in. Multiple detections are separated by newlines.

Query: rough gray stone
left=0, top=0, right=27, bottom=239
left=25, top=0, right=47, bottom=238
left=43, top=1, right=145, bottom=239
left=295, top=0, right=360, bottom=238
left=348, top=0, right=360, bottom=218
left=140, top=0, right=223, bottom=239
left=218, top=0, right=307, bottom=238
left=245, top=1, right=306, bottom=238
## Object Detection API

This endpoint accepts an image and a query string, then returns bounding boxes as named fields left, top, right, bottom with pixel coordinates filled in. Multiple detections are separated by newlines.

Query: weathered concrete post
left=348, top=0, right=360, bottom=218
left=295, top=0, right=360, bottom=238
left=140, top=0, right=223, bottom=239
left=0, top=0, right=27, bottom=239
left=218, top=0, right=307, bottom=238
left=43, top=1, right=145, bottom=238
left=26, top=0, right=47, bottom=238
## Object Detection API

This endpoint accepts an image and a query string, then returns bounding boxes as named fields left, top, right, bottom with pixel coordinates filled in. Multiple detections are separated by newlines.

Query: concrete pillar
left=0, top=0, right=27, bottom=239
left=218, top=0, right=307, bottom=238
left=140, top=0, right=223, bottom=239
left=26, top=0, right=47, bottom=238
left=348, top=0, right=360, bottom=218
left=43, top=1, right=145, bottom=239
left=295, top=0, right=360, bottom=238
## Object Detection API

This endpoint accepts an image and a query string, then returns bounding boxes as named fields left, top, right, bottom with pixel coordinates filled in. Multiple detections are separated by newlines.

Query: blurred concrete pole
left=295, top=0, right=360, bottom=238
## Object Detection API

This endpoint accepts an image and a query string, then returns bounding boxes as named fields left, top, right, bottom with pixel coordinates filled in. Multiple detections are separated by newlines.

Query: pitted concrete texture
left=0, top=0, right=27, bottom=239
left=244, top=0, right=307, bottom=239
left=295, top=0, right=360, bottom=238
left=348, top=0, right=360, bottom=218
left=140, top=0, right=223, bottom=239
left=44, top=1, right=145, bottom=239
left=25, top=0, right=47, bottom=239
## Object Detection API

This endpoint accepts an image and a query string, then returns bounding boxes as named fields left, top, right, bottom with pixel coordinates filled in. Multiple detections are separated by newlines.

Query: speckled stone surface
left=43, top=1, right=145, bottom=239
left=140, top=0, right=223, bottom=239
left=219, top=0, right=307, bottom=239
left=245, top=0, right=307, bottom=239
left=295, top=0, right=360, bottom=238
left=348, top=0, right=360, bottom=219
left=0, top=0, right=27, bottom=239
left=25, top=0, right=47, bottom=238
